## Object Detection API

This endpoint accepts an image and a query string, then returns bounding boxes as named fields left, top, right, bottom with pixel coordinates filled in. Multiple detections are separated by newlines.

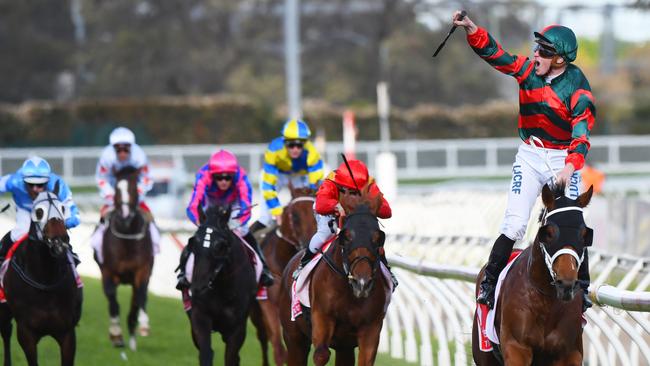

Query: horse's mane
left=339, top=184, right=382, bottom=216
left=115, top=166, right=139, bottom=179
left=291, top=187, right=316, bottom=198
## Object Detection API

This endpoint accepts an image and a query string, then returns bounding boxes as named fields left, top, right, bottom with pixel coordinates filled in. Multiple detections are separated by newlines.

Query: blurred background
left=2, top=1, right=650, bottom=365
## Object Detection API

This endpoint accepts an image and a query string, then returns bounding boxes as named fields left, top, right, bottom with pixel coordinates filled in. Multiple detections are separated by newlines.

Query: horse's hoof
left=129, top=337, right=137, bottom=351
left=138, top=325, right=150, bottom=337
left=110, top=334, right=125, bottom=348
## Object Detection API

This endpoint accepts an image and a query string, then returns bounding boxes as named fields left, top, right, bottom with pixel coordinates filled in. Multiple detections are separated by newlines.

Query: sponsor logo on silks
left=568, top=171, right=580, bottom=199
left=511, top=164, right=523, bottom=194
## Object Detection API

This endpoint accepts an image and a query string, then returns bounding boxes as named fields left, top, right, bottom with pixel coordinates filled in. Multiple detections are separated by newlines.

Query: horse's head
left=30, top=186, right=70, bottom=258
left=280, top=185, right=317, bottom=250
left=537, top=183, right=594, bottom=301
left=113, top=166, right=140, bottom=223
left=190, top=203, right=235, bottom=295
left=338, top=186, right=386, bottom=299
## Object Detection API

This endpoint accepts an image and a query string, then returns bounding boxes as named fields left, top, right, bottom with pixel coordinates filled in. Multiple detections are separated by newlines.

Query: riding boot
left=293, top=249, right=316, bottom=279
left=175, top=243, right=193, bottom=291
left=379, top=253, right=399, bottom=289
left=477, top=234, right=516, bottom=309
left=0, top=232, right=14, bottom=262
left=244, top=232, right=274, bottom=287
left=249, top=221, right=267, bottom=235
left=578, top=250, right=592, bottom=312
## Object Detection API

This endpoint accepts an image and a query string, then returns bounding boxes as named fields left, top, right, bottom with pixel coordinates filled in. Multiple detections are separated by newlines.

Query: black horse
left=99, top=166, right=154, bottom=350
left=186, top=204, right=257, bottom=366
left=0, top=188, right=83, bottom=366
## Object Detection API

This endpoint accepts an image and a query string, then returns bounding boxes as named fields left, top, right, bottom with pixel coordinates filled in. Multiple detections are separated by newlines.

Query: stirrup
left=176, top=275, right=190, bottom=291
left=260, top=270, right=274, bottom=287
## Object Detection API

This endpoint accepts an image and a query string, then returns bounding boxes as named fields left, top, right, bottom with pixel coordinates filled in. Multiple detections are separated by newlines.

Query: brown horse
left=278, top=187, right=391, bottom=366
left=1, top=188, right=83, bottom=366
left=472, top=183, right=593, bottom=366
left=250, top=186, right=317, bottom=366
left=99, top=166, right=154, bottom=350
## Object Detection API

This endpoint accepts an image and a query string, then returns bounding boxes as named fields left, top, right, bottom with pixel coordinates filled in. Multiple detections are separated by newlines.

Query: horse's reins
left=13, top=193, right=73, bottom=291
left=108, top=209, right=148, bottom=240
left=275, top=196, right=315, bottom=247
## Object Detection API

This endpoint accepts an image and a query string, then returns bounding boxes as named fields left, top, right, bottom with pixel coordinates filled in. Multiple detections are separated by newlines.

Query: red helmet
left=334, top=160, right=369, bottom=189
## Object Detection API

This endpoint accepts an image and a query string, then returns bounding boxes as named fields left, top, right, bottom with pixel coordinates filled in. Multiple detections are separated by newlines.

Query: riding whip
left=0, top=203, right=10, bottom=213
left=432, top=10, right=467, bottom=58
left=341, top=153, right=362, bottom=193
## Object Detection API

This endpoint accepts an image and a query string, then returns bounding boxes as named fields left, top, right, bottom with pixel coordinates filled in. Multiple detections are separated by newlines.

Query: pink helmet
left=208, top=149, right=239, bottom=174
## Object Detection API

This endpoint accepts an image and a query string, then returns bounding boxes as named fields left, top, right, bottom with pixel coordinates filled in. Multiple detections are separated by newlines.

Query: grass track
left=4, top=277, right=415, bottom=365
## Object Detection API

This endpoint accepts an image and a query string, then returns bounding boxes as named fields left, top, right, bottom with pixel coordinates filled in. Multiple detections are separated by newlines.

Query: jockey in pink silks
left=175, top=149, right=274, bottom=290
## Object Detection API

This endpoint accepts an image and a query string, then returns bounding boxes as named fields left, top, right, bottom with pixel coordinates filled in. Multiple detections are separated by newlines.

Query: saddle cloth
left=0, top=234, right=83, bottom=303
left=290, top=239, right=394, bottom=321
left=476, top=250, right=522, bottom=351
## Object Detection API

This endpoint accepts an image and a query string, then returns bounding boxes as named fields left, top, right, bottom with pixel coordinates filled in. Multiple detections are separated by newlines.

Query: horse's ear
left=53, top=180, right=60, bottom=196
left=288, top=181, right=295, bottom=197
left=198, top=205, right=206, bottom=225
left=541, top=184, right=556, bottom=210
left=576, top=185, right=594, bottom=208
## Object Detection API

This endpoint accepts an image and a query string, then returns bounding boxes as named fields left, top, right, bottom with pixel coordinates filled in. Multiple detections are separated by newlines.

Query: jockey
left=0, top=156, right=80, bottom=260
left=293, top=159, right=397, bottom=287
left=90, top=126, right=160, bottom=262
left=176, top=149, right=274, bottom=289
left=249, top=119, right=324, bottom=234
left=453, top=12, right=596, bottom=311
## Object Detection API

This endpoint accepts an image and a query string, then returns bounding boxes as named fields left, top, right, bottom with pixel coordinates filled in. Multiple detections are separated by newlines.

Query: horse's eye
left=61, top=206, right=66, bottom=214
left=35, top=208, right=44, bottom=221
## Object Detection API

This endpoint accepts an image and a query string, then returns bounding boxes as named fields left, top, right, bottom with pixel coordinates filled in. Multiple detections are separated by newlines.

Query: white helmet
left=109, top=127, right=136, bottom=146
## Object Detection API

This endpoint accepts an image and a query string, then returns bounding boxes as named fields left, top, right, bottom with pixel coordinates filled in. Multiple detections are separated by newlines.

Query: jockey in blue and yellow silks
left=250, top=119, right=324, bottom=233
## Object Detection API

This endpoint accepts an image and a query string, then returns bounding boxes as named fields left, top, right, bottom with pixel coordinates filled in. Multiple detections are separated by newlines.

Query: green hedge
left=0, top=95, right=523, bottom=147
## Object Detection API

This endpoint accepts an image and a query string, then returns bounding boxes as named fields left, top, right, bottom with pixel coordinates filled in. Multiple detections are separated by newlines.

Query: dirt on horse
left=278, top=186, right=392, bottom=366
left=1, top=188, right=82, bottom=366
left=472, top=183, right=593, bottom=366
left=99, top=166, right=154, bottom=350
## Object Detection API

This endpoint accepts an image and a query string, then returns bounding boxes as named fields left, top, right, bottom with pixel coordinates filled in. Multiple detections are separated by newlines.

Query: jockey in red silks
left=176, top=149, right=274, bottom=290
left=293, top=159, right=397, bottom=287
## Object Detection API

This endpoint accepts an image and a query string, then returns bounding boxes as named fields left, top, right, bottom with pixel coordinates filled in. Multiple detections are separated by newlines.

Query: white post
left=284, top=0, right=302, bottom=119
left=342, top=110, right=356, bottom=159
left=376, top=81, right=397, bottom=201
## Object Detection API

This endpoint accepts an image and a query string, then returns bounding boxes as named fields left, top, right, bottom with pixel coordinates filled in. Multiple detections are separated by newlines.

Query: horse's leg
left=191, top=311, right=214, bottom=366
left=356, top=325, right=382, bottom=366
left=16, top=325, right=39, bottom=366
left=102, top=275, right=124, bottom=347
left=55, top=330, right=76, bottom=366
left=223, top=321, right=247, bottom=366
left=311, top=312, right=335, bottom=366
left=334, top=347, right=355, bottom=366
left=128, top=277, right=150, bottom=350
left=502, top=341, right=533, bottom=366
left=259, top=299, right=287, bottom=366
left=249, top=301, right=270, bottom=366
left=135, top=274, right=151, bottom=337
left=283, top=325, right=310, bottom=366
left=0, top=315, right=12, bottom=366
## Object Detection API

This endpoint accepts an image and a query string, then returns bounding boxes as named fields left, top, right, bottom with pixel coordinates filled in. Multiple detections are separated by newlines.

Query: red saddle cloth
left=0, top=234, right=29, bottom=303
left=476, top=250, right=522, bottom=352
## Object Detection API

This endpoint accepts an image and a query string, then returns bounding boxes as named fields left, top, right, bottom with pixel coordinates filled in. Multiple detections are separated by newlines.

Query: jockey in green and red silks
left=452, top=11, right=595, bottom=312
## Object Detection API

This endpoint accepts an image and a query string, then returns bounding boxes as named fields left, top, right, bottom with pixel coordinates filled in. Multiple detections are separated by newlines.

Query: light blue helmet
left=22, top=156, right=51, bottom=184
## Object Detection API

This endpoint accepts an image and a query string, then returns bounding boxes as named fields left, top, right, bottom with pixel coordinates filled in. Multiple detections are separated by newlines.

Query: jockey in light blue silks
left=0, top=156, right=80, bottom=259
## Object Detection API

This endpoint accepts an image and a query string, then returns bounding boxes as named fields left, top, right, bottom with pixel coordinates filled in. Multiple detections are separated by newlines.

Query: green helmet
left=534, top=25, right=578, bottom=63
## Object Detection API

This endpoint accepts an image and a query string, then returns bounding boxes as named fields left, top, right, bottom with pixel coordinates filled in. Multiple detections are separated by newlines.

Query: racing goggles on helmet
left=534, top=40, right=557, bottom=59
left=284, top=140, right=305, bottom=149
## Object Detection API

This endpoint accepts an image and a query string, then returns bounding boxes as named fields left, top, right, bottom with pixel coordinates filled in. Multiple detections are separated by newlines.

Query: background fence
left=1, top=135, right=650, bottom=186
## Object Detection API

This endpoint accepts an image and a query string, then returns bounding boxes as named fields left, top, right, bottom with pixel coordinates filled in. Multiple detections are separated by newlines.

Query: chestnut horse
left=99, top=166, right=154, bottom=350
left=279, top=187, right=391, bottom=366
left=1, top=189, right=83, bottom=366
left=472, top=183, right=593, bottom=365
left=250, top=186, right=317, bottom=366
left=186, top=203, right=257, bottom=366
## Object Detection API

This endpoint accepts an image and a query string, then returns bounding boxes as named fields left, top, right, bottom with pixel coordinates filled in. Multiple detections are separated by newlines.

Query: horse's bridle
left=320, top=211, right=381, bottom=284
left=538, top=206, right=587, bottom=284
left=275, top=196, right=315, bottom=248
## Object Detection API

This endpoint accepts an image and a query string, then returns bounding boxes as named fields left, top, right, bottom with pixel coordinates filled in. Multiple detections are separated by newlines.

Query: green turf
left=4, top=277, right=417, bottom=365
